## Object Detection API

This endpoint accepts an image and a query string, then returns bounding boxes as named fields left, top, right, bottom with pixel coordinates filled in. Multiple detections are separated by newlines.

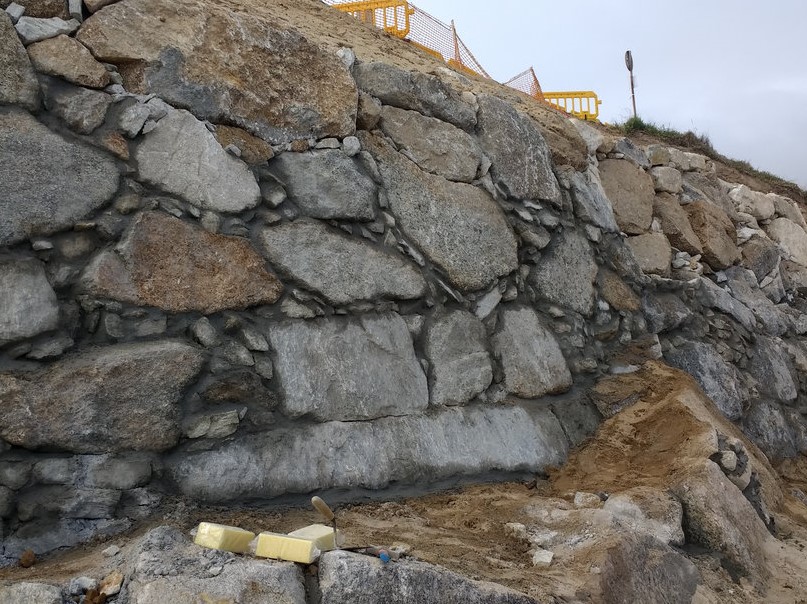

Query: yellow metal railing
left=324, top=0, right=602, bottom=121
left=330, top=0, right=414, bottom=38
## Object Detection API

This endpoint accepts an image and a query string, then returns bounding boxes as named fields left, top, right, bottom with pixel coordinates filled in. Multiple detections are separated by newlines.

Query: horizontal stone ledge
left=168, top=404, right=569, bottom=503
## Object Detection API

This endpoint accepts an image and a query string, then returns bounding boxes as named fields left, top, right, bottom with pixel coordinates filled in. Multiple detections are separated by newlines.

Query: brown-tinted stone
left=653, top=192, right=702, bottom=255
left=685, top=200, right=740, bottom=270
left=77, top=0, right=357, bottom=145
left=741, top=237, right=781, bottom=281
left=597, top=268, right=640, bottom=312
left=82, top=212, right=283, bottom=313
left=102, top=131, right=130, bottom=160
left=626, top=232, right=672, bottom=277
left=27, top=35, right=110, bottom=88
left=214, top=125, right=274, bottom=165
left=598, top=159, right=655, bottom=234
left=0, top=341, right=205, bottom=453
left=0, top=0, right=68, bottom=18
left=0, top=12, right=40, bottom=111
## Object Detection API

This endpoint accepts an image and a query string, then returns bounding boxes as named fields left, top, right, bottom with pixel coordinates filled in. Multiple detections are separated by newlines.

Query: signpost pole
left=625, top=50, right=637, bottom=119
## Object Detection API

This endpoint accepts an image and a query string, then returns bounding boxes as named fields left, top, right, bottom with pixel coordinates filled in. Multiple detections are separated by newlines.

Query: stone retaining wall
left=2, top=0, right=807, bottom=564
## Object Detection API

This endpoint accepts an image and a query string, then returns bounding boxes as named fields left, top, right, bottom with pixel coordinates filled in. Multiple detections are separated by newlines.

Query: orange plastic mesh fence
left=503, top=67, right=544, bottom=100
left=323, top=0, right=489, bottom=78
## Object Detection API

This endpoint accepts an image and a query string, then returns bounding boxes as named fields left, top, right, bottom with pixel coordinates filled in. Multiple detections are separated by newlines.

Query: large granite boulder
left=741, top=237, right=781, bottom=281
left=267, top=313, right=428, bottom=421
left=424, top=310, right=493, bottom=406
left=729, top=184, right=775, bottom=221
left=598, top=159, right=655, bottom=234
left=0, top=583, right=62, bottom=604
left=26, top=34, right=110, bottom=88
left=653, top=192, right=702, bottom=255
left=626, top=232, right=672, bottom=277
left=0, top=12, right=40, bottom=110
left=319, top=550, right=538, bottom=604
left=366, top=133, right=517, bottom=291
left=564, top=165, right=619, bottom=232
left=77, top=0, right=357, bottom=144
left=766, top=217, right=807, bottom=267
left=0, top=258, right=59, bottom=345
left=40, top=77, right=112, bottom=134
left=352, top=61, right=475, bottom=130
left=168, top=405, right=568, bottom=501
left=0, top=341, right=205, bottom=452
left=257, top=220, right=424, bottom=305
left=136, top=109, right=261, bottom=213
left=748, top=336, right=798, bottom=403
left=378, top=105, right=482, bottom=182
left=266, top=150, right=376, bottom=220
left=0, top=108, right=119, bottom=245
left=492, top=307, right=572, bottom=398
left=82, top=212, right=283, bottom=314
left=529, top=229, right=598, bottom=316
left=125, top=526, right=306, bottom=604
left=685, top=200, right=740, bottom=270
left=663, top=340, right=744, bottom=420
left=476, top=93, right=561, bottom=204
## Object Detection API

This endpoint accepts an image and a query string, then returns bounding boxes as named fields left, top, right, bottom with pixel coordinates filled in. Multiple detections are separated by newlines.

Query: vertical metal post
left=625, top=50, right=637, bottom=119
left=451, top=19, right=461, bottom=65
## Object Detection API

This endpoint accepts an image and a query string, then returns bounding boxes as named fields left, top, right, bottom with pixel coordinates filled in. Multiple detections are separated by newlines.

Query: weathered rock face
left=77, top=0, right=357, bottom=144
left=653, top=192, right=702, bottom=255
left=766, top=217, right=807, bottom=267
left=664, top=341, right=744, bottom=420
left=564, top=166, right=619, bottom=232
left=0, top=108, right=119, bottom=245
left=352, top=61, right=476, bottom=130
left=649, top=166, right=683, bottom=194
left=476, top=94, right=561, bottom=204
left=0, top=342, right=205, bottom=453
left=27, top=34, right=110, bottom=88
left=125, top=527, right=307, bottom=604
left=168, top=404, right=568, bottom=501
left=685, top=200, right=740, bottom=270
left=267, top=313, right=428, bottom=421
left=492, top=307, right=572, bottom=399
left=257, top=220, right=425, bottom=305
left=265, top=150, right=376, bottom=220
left=748, top=336, right=798, bottom=402
left=378, top=105, right=482, bottom=182
left=0, top=583, right=63, bottom=604
left=0, top=0, right=68, bottom=18
left=424, top=310, right=493, bottom=406
left=529, top=229, right=598, bottom=315
left=730, top=184, right=775, bottom=221
left=136, top=108, right=260, bottom=213
left=627, top=232, right=672, bottom=277
left=0, top=12, right=40, bottom=110
left=367, top=133, right=518, bottom=291
left=83, top=212, right=283, bottom=314
left=319, top=550, right=538, bottom=604
left=742, top=237, right=781, bottom=281
left=0, top=258, right=59, bottom=345
left=598, top=159, right=655, bottom=234
left=41, top=77, right=112, bottom=134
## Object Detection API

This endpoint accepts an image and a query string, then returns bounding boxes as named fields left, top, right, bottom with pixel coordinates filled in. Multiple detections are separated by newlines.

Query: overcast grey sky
left=414, top=0, right=807, bottom=189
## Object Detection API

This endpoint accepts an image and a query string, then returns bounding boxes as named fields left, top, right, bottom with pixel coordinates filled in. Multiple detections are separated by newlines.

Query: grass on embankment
left=614, top=116, right=807, bottom=204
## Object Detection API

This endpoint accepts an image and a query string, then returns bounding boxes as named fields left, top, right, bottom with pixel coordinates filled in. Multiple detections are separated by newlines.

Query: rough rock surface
left=653, top=192, right=702, bottom=255
left=169, top=404, right=568, bottom=501
left=26, top=34, right=110, bottom=88
left=126, top=526, right=306, bottom=604
left=378, top=105, right=481, bottom=182
left=627, top=232, right=672, bottom=277
left=136, top=109, right=261, bottom=213
left=267, top=313, right=428, bottom=421
left=257, top=220, right=425, bottom=305
left=565, top=166, right=618, bottom=232
left=598, top=159, right=655, bottom=234
left=492, top=307, right=572, bottom=398
left=642, top=293, right=692, bottom=334
left=529, top=229, right=598, bottom=315
left=730, top=184, right=775, bottom=221
left=742, top=237, right=781, bottom=281
left=0, top=258, right=59, bottom=345
left=319, top=550, right=538, bottom=604
left=664, top=340, right=744, bottom=420
left=0, top=108, right=119, bottom=245
left=83, top=212, right=283, bottom=313
left=77, top=0, right=357, bottom=144
left=266, top=150, right=376, bottom=220
left=424, top=310, right=493, bottom=406
left=0, top=583, right=63, bottom=604
left=14, top=15, right=78, bottom=44
left=367, top=133, right=518, bottom=291
left=649, top=166, right=683, bottom=194
left=0, top=341, right=205, bottom=452
left=766, top=217, right=807, bottom=267
left=685, top=200, right=740, bottom=270
left=476, top=93, right=561, bottom=204
left=352, top=61, right=475, bottom=130
left=41, top=77, right=112, bottom=134
left=748, top=336, right=798, bottom=402
left=0, top=0, right=68, bottom=18
left=0, top=12, right=40, bottom=110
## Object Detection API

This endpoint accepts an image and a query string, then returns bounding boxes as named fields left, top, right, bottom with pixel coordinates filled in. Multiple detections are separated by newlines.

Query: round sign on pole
left=625, top=50, right=633, bottom=72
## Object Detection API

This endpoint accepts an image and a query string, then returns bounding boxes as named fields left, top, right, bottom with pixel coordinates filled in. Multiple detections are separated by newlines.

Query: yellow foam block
left=287, top=524, right=342, bottom=552
left=255, top=532, right=320, bottom=563
left=194, top=522, right=255, bottom=554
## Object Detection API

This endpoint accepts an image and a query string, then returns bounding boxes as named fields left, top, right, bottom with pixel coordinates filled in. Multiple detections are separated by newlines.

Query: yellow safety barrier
left=542, top=91, right=602, bottom=121
left=324, top=0, right=601, bottom=120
